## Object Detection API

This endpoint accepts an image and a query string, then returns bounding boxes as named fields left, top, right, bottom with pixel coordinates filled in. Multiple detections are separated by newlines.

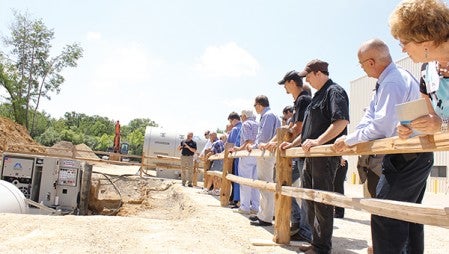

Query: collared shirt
left=301, top=79, right=349, bottom=144
left=256, top=107, right=281, bottom=145
left=240, top=116, right=259, bottom=144
left=180, top=139, right=197, bottom=156
left=210, top=139, right=225, bottom=154
left=345, top=62, right=420, bottom=146
left=227, top=121, right=242, bottom=147
left=293, top=90, right=312, bottom=123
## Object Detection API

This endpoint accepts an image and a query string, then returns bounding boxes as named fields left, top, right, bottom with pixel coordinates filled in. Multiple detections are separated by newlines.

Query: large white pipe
left=0, top=180, right=29, bottom=214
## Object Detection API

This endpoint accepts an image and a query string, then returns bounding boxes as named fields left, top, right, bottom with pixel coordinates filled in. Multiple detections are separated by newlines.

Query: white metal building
left=348, top=57, right=448, bottom=194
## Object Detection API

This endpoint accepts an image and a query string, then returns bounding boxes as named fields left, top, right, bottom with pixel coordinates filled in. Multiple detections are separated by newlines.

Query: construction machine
left=109, top=121, right=129, bottom=161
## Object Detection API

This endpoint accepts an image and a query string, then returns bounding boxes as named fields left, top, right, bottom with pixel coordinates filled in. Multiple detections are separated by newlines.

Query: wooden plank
left=285, top=132, right=449, bottom=158
left=281, top=186, right=449, bottom=227
left=226, top=174, right=276, bottom=192
left=250, top=238, right=305, bottom=247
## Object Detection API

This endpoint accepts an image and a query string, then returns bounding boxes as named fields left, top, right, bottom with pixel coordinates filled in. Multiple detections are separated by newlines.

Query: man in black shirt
left=280, top=60, right=349, bottom=254
left=178, top=132, right=197, bottom=187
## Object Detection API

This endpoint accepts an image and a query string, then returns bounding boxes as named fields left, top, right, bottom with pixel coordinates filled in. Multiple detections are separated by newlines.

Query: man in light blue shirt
left=247, top=95, right=281, bottom=227
left=333, top=39, right=434, bottom=254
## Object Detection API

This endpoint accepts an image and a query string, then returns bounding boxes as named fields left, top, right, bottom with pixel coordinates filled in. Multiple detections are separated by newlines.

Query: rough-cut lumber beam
left=285, top=132, right=449, bottom=158
left=227, top=173, right=449, bottom=228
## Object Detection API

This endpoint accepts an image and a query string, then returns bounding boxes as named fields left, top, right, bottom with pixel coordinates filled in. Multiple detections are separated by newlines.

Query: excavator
left=109, top=121, right=129, bottom=161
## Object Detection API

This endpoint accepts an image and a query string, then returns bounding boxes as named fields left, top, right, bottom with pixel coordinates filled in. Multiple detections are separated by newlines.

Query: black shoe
left=249, top=215, right=259, bottom=221
left=334, top=213, right=344, bottom=218
left=250, top=220, right=272, bottom=227
left=290, top=223, right=300, bottom=236
left=290, top=233, right=311, bottom=243
left=187, top=184, right=193, bottom=187
left=298, top=244, right=313, bottom=252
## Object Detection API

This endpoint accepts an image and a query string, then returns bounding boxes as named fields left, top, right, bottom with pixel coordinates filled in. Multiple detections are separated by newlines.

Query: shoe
left=187, top=184, right=193, bottom=187
left=334, top=213, right=344, bottom=219
left=250, top=219, right=272, bottom=227
left=250, top=209, right=258, bottom=215
left=228, top=203, right=239, bottom=209
left=290, top=223, right=300, bottom=236
left=234, top=209, right=250, bottom=215
left=290, top=233, right=311, bottom=243
left=298, top=244, right=313, bottom=252
left=249, top=215, right=259, bottom=221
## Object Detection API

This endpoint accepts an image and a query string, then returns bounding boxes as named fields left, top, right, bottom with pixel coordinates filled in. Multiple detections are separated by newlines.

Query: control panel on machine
left=1, top=153, right=83, bottom=212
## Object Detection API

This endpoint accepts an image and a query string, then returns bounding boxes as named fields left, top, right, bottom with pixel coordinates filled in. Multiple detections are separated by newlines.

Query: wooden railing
left=206, top=127, right=449, bottom=244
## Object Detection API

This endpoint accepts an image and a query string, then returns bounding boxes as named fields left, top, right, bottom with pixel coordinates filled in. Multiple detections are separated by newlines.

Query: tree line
left=0, top=11, right=158, bottom=155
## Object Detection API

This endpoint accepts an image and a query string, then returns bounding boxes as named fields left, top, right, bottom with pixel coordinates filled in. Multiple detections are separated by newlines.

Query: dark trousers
left=371, top=152, right=433, bottom=254
left=303, top=156, right=339, bottom=254
left=333, top=160, right=348, bottom=217
left=230, top=159, right=240, bottom=202
left=367, top=169, right=380, bottom=198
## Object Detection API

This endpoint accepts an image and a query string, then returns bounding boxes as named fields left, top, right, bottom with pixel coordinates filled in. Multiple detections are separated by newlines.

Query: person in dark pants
left=372, top=152, right=433, bottom=254
left=333, top=157, right=348, bottom=218
left=280, top=59, right=350, bottom=254
left=333, top=39, right=434, bottom=253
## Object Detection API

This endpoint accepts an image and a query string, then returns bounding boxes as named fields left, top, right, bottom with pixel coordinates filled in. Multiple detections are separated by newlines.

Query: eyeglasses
left=359, top=58, right=373, bottom=66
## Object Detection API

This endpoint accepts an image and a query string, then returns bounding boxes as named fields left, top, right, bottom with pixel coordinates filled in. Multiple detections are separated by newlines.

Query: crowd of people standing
left=177, top=0, right=449, bottom=253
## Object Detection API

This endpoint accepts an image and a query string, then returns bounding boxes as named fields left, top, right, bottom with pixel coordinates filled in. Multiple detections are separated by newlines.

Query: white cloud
left=86, top=32, right=102, bottom=41
left=89, top=43, right=153, bottom=89
left=194, top=42, right=260, bottom=78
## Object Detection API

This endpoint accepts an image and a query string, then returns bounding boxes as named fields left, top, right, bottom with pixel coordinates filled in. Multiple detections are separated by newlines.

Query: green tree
left=0, top=10, right=83, bottom=133
left=35, top=126, right=61, bottom=146
left=126, top=129, right=144, bottom=155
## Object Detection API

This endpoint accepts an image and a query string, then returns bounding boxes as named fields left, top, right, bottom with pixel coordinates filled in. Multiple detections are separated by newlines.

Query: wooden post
left=193, top=160, right=199, bottom=186
left=273, top=127, right=293, bottom=244
left=203, top=159, right=211, bottom=189
left=220, top=143, right=234, bottom=206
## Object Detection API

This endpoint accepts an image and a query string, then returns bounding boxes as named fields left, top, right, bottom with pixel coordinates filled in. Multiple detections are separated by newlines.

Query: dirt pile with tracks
left=0, top=117, right=45, bottom=153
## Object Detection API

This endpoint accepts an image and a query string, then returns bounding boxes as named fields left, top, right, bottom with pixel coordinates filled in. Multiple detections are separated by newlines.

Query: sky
left=0, top=0, right=412, bottom=135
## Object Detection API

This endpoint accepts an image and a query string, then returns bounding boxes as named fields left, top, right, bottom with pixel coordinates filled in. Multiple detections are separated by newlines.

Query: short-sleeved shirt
left=227, top=122, right=242, bottom=147
left=420, top=62, right=449, bottom=120
left=180, top=139, right=197, bottom=156
left=240, top=117, right=258, bottom=144
left=301, top=79, right=349, bottom=144
left=210, top=139, right=225, bottom=154
left=293, top=90, right=312, bottom=123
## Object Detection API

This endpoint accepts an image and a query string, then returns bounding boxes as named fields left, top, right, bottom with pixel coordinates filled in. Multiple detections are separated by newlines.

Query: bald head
left=358, top=39, right=392, bottom=78
left=358, top=39, right=392, bottom=64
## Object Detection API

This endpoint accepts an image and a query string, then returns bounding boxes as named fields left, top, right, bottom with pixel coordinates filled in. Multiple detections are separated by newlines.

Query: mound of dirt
left=0, top=116, right=45, bottom=153
left=75, top=143, right=100, bottom=161
left=50, top=141, right=75, bottom=157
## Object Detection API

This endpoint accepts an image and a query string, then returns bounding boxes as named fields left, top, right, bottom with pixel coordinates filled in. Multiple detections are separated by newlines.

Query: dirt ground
left=0, top=116, right=448, bottom=253
left=0, top=164, right=449, bottom=254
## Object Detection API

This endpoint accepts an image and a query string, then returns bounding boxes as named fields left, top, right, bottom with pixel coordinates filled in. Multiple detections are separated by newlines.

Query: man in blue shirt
left=227, top=112, right=242, bottom=207
left=247, top=95, right=281, bottom=227
left=333, top=39, right=434, bottom=254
